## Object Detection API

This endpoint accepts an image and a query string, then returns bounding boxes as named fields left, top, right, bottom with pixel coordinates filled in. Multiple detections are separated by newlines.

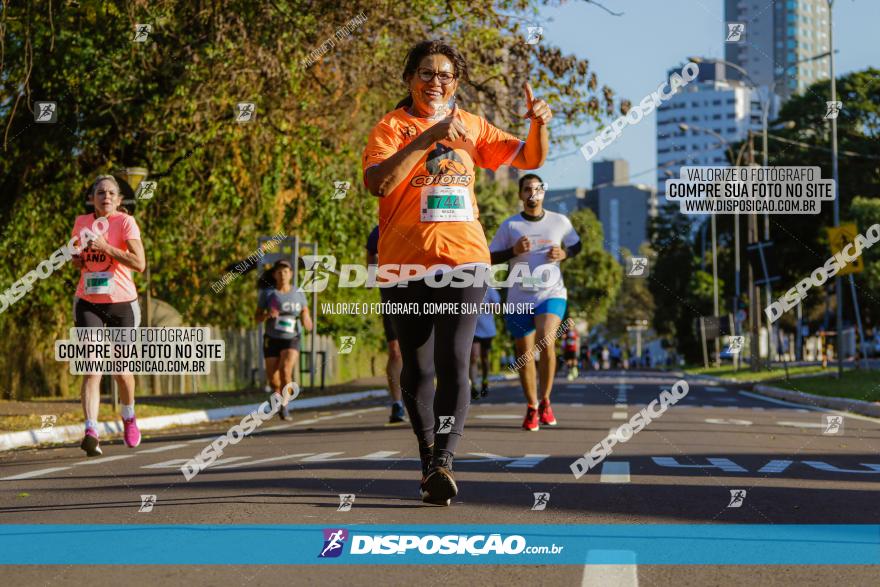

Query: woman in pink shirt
left=71, top=175, right=147, bottom=456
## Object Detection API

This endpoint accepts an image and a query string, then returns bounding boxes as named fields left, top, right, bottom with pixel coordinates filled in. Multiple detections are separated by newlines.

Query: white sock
left=121, top=404, right=135, bottom=420
left=85, top=419, right=98, bottom=431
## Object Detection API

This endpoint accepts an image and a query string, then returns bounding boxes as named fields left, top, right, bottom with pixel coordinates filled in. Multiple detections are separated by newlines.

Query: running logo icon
left=337, top=336, right=356, bottom=354
left=40, top=415, right=57, bottom=430
left=135, top=181, right=157, bottom=200
left=726, top=336, right=745, bottom=355
left=824, top=101, right=843, bottom=120
left=236, top=102, right=256, bottom=123
left=132, top=24, right=152, bottom=42
left=726, top=23, right=745, bottom=42
left=299, top=255, right=336, bottom=293
left=626, top=257, right=649, bottom=278
left=532, top=492, right=550, bottom=511
left=822, top=415, right=844, bottom=435
left=139, top=494, right=157, bottom=513
left=34, top=102, right=57, bottom=123
left=318, top=529, right=348, bottom=558
left=727, top=489, right=746, bottom=508
left=526, top=27, right=543, bottom=45
left=437, top=416, right=455, bottom=434
left=332, top=181, right=350, bottom=200
left=337, top=494, right=355, bottom=512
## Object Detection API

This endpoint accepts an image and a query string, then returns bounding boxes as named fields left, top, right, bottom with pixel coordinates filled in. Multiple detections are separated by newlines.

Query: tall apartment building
left=584, top=160, right=657, bottom=261
left=724, top=0, right=831, bottom=100
left=656, top=60, right=770, bottom=198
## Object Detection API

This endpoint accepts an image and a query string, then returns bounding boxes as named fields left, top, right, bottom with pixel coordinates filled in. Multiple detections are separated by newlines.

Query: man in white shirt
left=489, top=174, right=581, bottom=431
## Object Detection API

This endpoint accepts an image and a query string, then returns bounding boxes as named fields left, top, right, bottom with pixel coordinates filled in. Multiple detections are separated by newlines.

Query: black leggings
left=383, top=268, right=487, bottom=456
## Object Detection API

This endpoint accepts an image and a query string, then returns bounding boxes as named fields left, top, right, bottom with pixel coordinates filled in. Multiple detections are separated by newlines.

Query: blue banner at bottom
left=1, top=525, right=878, bottom=565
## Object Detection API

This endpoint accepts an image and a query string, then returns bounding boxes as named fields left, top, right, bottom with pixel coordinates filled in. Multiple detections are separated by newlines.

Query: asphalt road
left=2, top=371, right=879, bottom=585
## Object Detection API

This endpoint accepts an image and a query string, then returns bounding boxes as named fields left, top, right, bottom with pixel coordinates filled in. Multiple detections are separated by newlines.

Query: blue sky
left=532, top=0, right=879, bottom=190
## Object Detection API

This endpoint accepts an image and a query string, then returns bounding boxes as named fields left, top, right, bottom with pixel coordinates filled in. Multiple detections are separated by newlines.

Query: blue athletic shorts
left=504, top=298, right=567, bottom=339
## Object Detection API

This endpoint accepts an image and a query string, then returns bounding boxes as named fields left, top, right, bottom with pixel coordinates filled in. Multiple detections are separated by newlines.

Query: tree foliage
left=0, top=0, right=621, bottom=397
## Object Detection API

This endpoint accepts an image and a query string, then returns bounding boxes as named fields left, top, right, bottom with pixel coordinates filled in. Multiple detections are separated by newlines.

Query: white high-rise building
left=656, top=60, right=775, bottom=197
left=724, top=0, right=831, bottom=100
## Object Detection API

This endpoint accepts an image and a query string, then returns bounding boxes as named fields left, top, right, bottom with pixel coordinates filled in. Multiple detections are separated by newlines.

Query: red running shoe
left=522, top=405, right=540, bottom=431
left=539, top=400, right=557, bottom=426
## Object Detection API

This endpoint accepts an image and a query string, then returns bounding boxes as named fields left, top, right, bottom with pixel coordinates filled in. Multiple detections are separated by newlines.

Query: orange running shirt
left=362, top=108, right=523, bottom=275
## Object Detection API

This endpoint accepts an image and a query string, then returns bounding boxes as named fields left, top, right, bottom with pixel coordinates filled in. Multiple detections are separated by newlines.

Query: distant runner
left=72, top=175, right=147, bottom=456
left=363, top=40, right=551, bottom=505
left=563, top=325, right=580, bottom=380
left=489, top=174, right=581, bottom=431
left=470, top=287, right=501, bottom=400
left=256, top=259, right=312, bottom=421
left=366, top=224, right=407, bottom=424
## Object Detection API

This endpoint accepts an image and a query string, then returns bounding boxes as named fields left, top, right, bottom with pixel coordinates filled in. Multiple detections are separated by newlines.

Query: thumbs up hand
left=522, top=81, right=552, bottom=126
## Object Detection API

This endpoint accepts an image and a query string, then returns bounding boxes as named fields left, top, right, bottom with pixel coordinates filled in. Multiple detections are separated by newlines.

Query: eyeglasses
left=416, top=68, right=456, bottom=85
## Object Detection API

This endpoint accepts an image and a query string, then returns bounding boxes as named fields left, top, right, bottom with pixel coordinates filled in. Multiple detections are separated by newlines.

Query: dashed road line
left=599, top=461, right=631, bottom=483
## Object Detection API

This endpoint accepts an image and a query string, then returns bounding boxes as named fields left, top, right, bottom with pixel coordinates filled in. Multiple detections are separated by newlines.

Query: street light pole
left=827, top=0, right=843, bottom=378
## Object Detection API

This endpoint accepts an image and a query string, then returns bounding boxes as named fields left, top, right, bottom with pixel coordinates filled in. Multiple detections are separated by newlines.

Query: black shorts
left=74, top=298, right=141, bottom=328
left=564, top=349, right=577, bottom=360
left=263, top=336, right=300, bottom=358
left=473, top=336, right=493, bottom=351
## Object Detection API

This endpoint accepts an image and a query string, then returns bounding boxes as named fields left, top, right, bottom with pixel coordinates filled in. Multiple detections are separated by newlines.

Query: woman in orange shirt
left=363, top=39, right=551, bottom=505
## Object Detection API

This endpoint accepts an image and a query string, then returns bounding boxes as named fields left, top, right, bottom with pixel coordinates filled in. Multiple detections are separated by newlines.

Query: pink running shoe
left=80, top=428, right=102, bottom=457
left=123, top=417, right=141, bottom=448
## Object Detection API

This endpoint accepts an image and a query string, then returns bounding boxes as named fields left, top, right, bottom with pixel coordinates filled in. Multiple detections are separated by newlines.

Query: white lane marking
left=142, top=458, right=188, bottom=469
left=360, top=451, right=401, bottom=461
left=705, top=418, right=752, bottom=426
left=614, top=403, right=628, bottom=408
left=464, top=453, right=549, bottom=468
left=72, top=455, right=134, bottom=466
left=137, top=443, right=189, bottom=454
left=739, top=390, right=880, bottom=424
left=474, top=414, right=521, bottom=419
left=582, top=550, right=638, bottom=587
left=777, top=421, right=825, bottom=428
left=301, top=452, right=345, bottom=462
left=202, top=456, right=252, bottom=468
left=213, top=453, right=314, bottom=469
left=507, top=454, right=550, bottom=468
left=612, top=412, right=628, bottom=420
left=599, top=461, right=631, bottom=483
left=1, top=467, right=71, bottom=481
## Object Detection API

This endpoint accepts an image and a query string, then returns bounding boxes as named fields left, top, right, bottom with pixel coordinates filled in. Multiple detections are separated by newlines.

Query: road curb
left=684, top=372, right=880, bottom=418
left=0, top=388, right=389, bottom=452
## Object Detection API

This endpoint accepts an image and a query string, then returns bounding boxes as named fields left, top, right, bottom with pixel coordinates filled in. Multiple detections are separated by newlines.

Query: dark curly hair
left=395, top=40, right=469, bottom=110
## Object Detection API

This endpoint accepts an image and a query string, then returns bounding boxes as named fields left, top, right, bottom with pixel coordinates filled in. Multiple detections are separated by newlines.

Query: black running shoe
left=421, top=453, right=457, bottom=506
left=471, top=385, right=480, bottom=401
left=419, top=443, right=434, bottom=478
left=389, top=403, right=406, bottom=424
left=80, top=429, right=102, bottom=457
left=480, top=380, right=489, bottom=398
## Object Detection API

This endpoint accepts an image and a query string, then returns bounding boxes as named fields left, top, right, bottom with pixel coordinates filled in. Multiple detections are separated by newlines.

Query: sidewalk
left=683, top=371, right=880, bottom=418
left=0, top=377, right=391, bottom=453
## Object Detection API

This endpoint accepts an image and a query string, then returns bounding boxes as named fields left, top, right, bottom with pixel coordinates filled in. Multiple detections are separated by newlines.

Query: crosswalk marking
left=137, top=443, right=189, bottom=454
left=72, top=455, right=134, bottom=466
left=583, top=550, right=639, bottom=587
left=1, top=467, right=71, bottom=481
left=213, top=453, right=314, bottom=469
left=612, top=412, right=628, bottom=420
left=600, top=461, right=631, bottom=483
